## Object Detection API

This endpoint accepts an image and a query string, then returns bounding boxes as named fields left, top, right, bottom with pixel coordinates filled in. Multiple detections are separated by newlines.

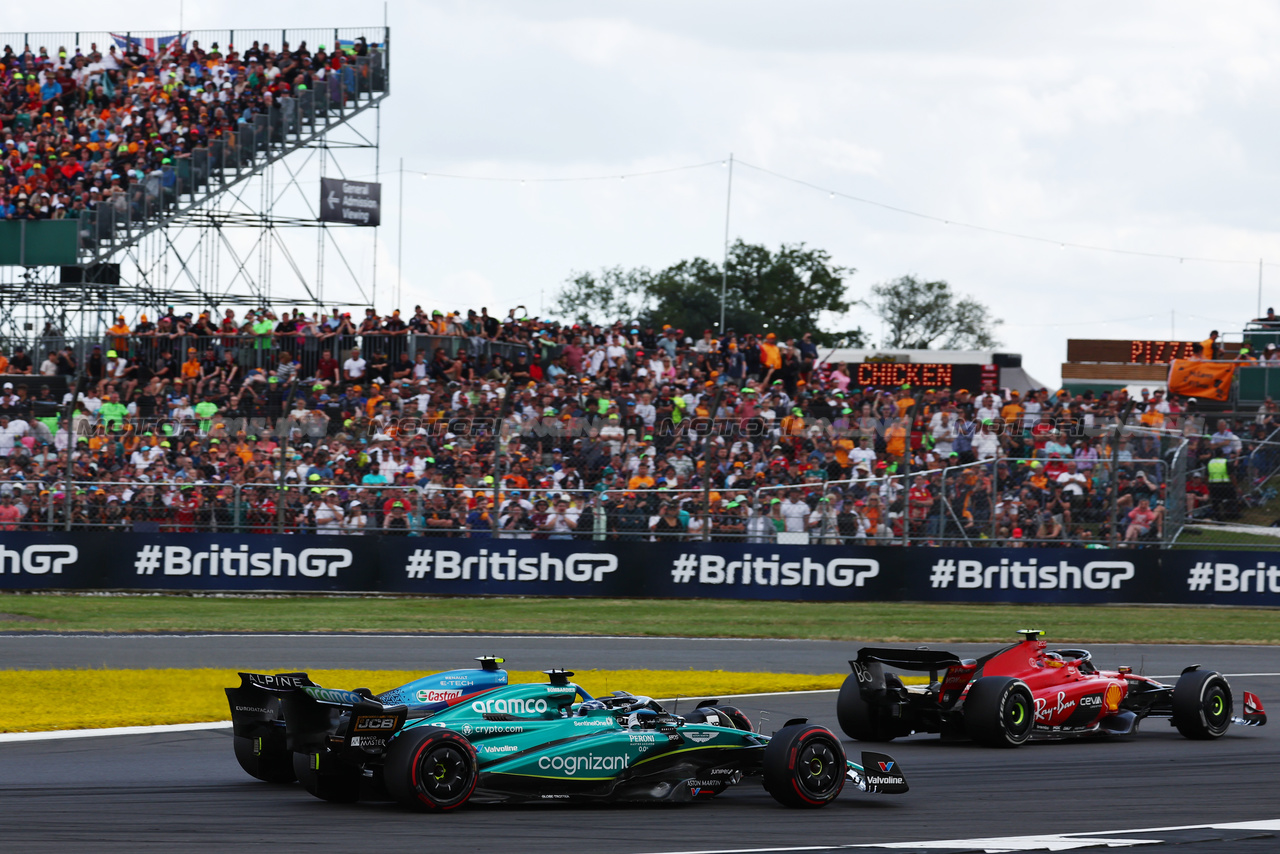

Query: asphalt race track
left=6, top=632, right=1280, bottom=676
left=1, top=635, right=1277, bottom=852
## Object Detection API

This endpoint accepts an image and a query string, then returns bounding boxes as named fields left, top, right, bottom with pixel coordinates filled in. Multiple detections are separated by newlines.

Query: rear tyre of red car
left=763, top=724, right=847, bottom=808
left=964, top=677, right=1034, bottom=748
left=293, top=751, right=361, bottom=802
left=836, top=673, right=896, bottom=742
left=1172, top=669, right=1233, bottom=740
left=385, top=728, right=479, bottom=811
left=232, top=733, right=296, bottom=783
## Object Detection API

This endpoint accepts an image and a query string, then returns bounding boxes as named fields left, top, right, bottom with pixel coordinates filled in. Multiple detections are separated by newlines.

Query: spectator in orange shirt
left=628, top=463, right=657, bottom=491
left=1001, top=392, right=1025, bottom=430
left=759, top=333, right=782, bottom=379
left=894, top=385, right=915, bottom=417
left=885, top=419, right=907, bottom=460
left=181, top=347, right=201, bottom=394
left=107, top=315, right=130, bottom=354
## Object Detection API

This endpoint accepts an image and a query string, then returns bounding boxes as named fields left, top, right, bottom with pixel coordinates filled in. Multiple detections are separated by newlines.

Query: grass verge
left=1172, top=527, right=1280, bottom=550
left=0, top=594, right=1278, bottom=644
left=0, top=668, right=847, bottom=733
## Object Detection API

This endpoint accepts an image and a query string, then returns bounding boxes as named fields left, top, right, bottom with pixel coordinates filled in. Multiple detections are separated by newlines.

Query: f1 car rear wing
left=279, top=683, right=409, bottom=755
left=225, top=671, right=409, bottom=756
left=851, top=650, right=981, bottom=708
left=854, top=648, right=965, bottom=671
left=226, top=672, right=315, bottom=742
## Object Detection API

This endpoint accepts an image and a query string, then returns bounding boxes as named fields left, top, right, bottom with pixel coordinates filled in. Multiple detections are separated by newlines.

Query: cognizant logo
left=471, top=697, right=549, bottom=715
left=538, top=753, right=629, bottom=775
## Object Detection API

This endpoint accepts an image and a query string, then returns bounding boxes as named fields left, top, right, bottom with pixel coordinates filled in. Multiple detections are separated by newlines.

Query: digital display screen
left=853, top=363, right=990, bottom=389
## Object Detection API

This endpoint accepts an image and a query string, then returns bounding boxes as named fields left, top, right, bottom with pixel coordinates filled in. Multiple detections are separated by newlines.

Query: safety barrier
left=0, top=532, right=1277, bottom=605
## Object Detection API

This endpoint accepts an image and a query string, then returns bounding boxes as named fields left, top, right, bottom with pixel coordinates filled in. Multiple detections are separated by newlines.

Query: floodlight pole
left=397, top=157, right=404, bottom=308
left=719, top=153, right=734, bottom=333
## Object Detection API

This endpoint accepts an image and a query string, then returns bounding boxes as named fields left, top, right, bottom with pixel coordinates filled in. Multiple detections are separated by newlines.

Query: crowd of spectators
left=0, top=304, right=1273, bottom=546
left=1, top=35, right=376, bottom=220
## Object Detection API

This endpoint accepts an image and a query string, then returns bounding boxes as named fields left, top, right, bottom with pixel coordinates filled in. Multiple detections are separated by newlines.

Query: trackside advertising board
left=0, top=533, right=1278, bottom=606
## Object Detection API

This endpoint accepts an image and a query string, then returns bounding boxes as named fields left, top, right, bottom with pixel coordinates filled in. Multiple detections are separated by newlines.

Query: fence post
left=990, top=449, right=1000, bottom=541
left=492, top=378, right=516, bottom=536
left=900, top=395, right=919, bottom=547
left=1167, top=438, right=1188, bottom=545
left=701, top=387, right=724, bottom=542
left=1108, top=403, right=1136, bottom=547
left=63, top=375, right=83, bottom=531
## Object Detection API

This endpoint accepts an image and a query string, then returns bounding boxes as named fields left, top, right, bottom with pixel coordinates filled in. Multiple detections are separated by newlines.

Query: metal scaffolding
left=0, top=25, right=390, bottom=352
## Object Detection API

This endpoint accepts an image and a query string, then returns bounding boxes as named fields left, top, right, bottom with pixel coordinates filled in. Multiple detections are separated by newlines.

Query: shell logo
left=1104, top=682, right=1123, bottom=712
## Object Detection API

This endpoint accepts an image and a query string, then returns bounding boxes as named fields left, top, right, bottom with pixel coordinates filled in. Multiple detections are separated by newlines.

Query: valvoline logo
left=877, top=761, right=894, bottom=772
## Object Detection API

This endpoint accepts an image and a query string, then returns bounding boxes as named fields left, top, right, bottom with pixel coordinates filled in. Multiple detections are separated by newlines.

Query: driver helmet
left=1044, top=652, right=1065, bottom=668
left=575, top=699, right=607, bottom=717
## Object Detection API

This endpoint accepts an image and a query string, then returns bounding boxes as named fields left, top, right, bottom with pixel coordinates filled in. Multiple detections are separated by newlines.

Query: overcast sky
left=11, top=2, right=1280, bottom=385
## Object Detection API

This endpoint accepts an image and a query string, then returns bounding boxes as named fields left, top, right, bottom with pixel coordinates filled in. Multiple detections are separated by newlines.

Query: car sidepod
left=452, top=717, right=764, bottom=804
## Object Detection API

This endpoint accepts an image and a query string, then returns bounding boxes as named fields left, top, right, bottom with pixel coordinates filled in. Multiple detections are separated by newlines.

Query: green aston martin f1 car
left=226, top=657, right=907, bottom=810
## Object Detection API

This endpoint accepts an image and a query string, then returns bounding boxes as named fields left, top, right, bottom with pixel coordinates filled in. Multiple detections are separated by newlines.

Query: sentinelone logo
left=669, top=553, right=879, bottom=587
left=134, top=545, right=352, bottom=577
left=0, top=545, right=79, bottom=575
left=404, top=549, right=616, bottom=583
left=927, top=558, right=1134, bottom=590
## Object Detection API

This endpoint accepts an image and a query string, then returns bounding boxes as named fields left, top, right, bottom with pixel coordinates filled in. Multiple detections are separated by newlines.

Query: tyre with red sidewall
left=964, top=677, right=1034, bottom=748
left=1172, top=669, right=1233, bottom=740
left=384, top=727, right=479, bottom=811
left=762, top=723, right=846, bottom=808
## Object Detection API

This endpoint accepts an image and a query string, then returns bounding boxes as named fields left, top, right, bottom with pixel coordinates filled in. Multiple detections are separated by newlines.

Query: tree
left=550, top=267, right=653, bottom=326
left=868, top=275, right=1002, bottom=349
left=552, top=241, right=865, bottom=346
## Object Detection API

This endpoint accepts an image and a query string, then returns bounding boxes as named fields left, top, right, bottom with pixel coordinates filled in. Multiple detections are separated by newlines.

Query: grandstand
left=6, top=307, right=1277, bottom=549
left=0, top=26, right=389, bottom=349
left=4, top=28, right=1277, bottom=551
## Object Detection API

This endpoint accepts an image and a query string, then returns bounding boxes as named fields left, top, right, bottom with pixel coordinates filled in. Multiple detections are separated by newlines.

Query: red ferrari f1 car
left=837, top=630, right=1267, bottom=747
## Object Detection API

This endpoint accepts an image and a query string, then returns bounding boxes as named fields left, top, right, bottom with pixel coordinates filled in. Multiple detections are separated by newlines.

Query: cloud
left=11, top=1, right=1280, bottom=389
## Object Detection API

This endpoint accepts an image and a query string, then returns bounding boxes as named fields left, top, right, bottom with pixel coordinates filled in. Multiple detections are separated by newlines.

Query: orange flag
left=1168, top=359, right=1235, bottom=401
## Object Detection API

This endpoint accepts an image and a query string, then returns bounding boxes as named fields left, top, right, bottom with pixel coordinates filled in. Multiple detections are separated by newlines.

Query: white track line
left=0, top=720, right=230, bottom=744
left=852, top=819, right=1280, bottom=851
left=636, top=819, right=1280, bottom=854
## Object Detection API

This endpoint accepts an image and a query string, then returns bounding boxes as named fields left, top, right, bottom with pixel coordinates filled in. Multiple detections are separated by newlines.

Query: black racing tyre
left=384, top=728, right=479, bottom=811
left=964, top=677, right=1034, bottom=748
left=685, top=704, right=755, bottom=733
left=232, top=733, right=296, bottom=783
left=293, top=751, right=361, bottom=803
left=836, top=673, right=894, bottom=742
left=713, top=705, right=755, bottom=733
left=1173, top=669, right=1233, bottom=740
left=762, top=724, right=847, bottom=808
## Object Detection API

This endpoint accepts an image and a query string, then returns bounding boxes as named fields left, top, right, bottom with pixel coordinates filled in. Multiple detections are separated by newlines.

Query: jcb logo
left=353, top=716, right=398, bottom=732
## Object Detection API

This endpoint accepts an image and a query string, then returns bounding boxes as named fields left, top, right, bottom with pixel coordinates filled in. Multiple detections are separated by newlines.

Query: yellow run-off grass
left=0, top=668, right=852, bottom=733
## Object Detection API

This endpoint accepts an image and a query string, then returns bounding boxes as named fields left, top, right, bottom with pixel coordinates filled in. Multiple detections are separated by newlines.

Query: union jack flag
left=110, top=32, right=189, bottom=58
